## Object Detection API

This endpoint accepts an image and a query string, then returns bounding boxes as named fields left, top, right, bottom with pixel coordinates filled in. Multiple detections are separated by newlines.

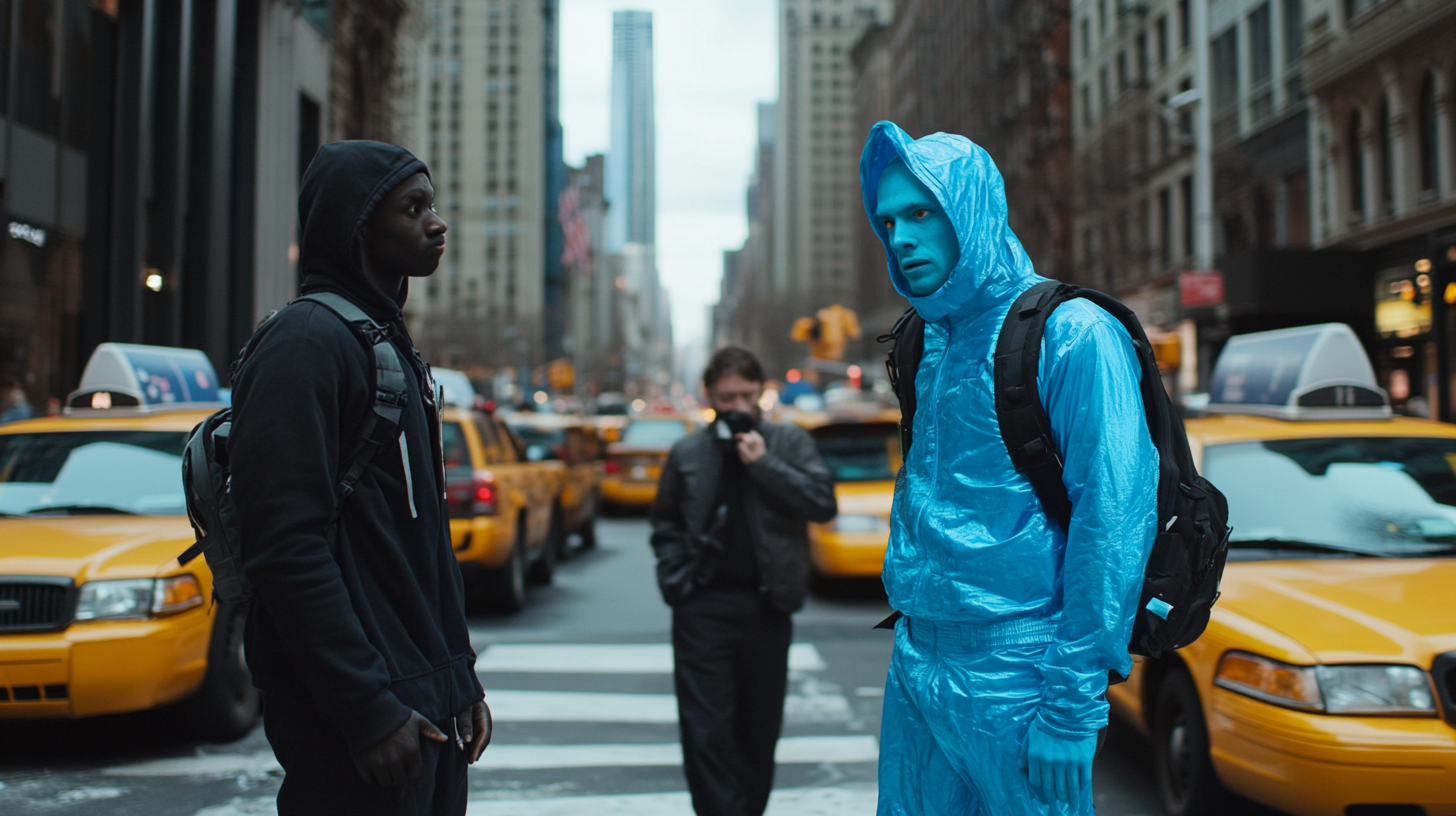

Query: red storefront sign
left=1179, top=270, right=1225, bottom=308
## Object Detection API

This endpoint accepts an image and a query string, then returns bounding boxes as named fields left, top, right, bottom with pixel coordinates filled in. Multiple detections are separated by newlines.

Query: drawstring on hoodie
left=399, top=432, right=419, bottom=518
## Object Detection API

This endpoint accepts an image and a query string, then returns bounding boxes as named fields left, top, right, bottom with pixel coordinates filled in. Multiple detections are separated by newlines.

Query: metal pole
left=1192, top=0, right=1213, bottom=271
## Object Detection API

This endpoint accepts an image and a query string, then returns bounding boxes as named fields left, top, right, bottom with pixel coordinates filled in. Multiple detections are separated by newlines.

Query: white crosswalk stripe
left=185, top=641, right=878, bottom=815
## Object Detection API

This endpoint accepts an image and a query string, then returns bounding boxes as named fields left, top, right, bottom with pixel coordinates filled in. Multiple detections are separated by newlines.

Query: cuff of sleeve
left=1034, top=666, right=1111, bottom=740
left=337, top=687, right=414, bottom=756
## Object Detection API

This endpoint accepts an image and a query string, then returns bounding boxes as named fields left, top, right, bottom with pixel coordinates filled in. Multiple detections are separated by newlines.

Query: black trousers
left=262, top=694, right=468, bottom=816
left=672, top=585, right=793, bottom=816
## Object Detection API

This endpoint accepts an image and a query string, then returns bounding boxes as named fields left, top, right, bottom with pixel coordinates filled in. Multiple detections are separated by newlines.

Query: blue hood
left=860, top=121, right=1038, bottom=323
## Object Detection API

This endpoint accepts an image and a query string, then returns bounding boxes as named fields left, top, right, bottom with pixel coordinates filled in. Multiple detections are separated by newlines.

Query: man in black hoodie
left=229, top=142, right=487, bottom=815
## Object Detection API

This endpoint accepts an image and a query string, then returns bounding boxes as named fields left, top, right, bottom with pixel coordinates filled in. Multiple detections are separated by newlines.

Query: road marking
left=188, top=786, right=880, bottom=816
left=104, top=753, right=282, bottom=778
left=474, top=735, right=878, bottom=770
left=485, top=688, right=850, bottom=724
left=478, top=642, right=828, bottom=673
left=465, top=785, right=879, bottom=815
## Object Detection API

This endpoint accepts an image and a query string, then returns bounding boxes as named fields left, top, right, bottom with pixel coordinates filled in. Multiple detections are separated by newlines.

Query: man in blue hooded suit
left=860, top=122, right=1159, bottom=815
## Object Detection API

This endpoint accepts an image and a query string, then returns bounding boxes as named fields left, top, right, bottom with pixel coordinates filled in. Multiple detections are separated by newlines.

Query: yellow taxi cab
left=599, top=415, right=697, bottom=511
left=798, top=408, right=902, bottom=584
left=439, top=407, right=564, bottom=612
left=0, top=344, right=256, bottom=740
left=1107, top=324, right=1456, bottom=816
left=505, top=412, right=603, bottom=551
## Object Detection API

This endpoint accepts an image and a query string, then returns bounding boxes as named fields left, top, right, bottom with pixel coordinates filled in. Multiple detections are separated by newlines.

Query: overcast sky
left=559, top=0, right=778, bottom=352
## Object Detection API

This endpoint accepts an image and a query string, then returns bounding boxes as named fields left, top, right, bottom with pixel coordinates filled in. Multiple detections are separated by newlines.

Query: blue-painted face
left=874, top=159, right=961, bottom=297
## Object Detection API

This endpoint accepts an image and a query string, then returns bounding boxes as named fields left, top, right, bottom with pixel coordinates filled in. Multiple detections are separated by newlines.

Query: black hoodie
left=229, top=141, right=480, bottom=755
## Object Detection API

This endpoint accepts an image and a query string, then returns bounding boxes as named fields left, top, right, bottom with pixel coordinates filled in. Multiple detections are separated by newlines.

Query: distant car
left=431, top=368, right=479, bottom=409
left=505, top=414, right=604, bottom=552
left=0, top=344, right=256, bottom=740
left=804, top=414, right=901, bottom=584
left=599, top=416, right=696, bottom=511
left=1107, top=325, right=1456, bottom=816
left=440, top=408, right=565, bottom=612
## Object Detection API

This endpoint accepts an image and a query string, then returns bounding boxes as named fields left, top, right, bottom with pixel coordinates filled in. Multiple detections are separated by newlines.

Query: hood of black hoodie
left=297, top=141, right=429, bottom=326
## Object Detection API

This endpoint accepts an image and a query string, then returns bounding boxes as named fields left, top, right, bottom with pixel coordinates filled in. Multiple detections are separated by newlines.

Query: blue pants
left=877, top=616, right=1095, bottom=816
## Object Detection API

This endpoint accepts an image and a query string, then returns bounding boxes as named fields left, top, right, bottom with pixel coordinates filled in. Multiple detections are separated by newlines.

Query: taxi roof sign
left=66, top=343, right=222, bottom=414
left=1207, top=323, right=1390, bottom=421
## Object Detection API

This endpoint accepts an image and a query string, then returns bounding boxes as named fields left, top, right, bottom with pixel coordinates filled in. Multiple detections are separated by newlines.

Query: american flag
left=558, top=185, right=592, bottom=272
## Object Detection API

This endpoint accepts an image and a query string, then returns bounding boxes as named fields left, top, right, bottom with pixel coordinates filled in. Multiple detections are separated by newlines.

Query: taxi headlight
left=75, top=579, right=154, bottom=621
left=1316, top=665, right=1436, bottom=715
left=1214, top=651, right=1323, bottom=710
left=152, top=574, right=205, bottom=615
left=830, top=514, right=889, bottom=534
left=74, top=575, right=204, bottom=621
left=1215, top=651, right=1436, bottom=716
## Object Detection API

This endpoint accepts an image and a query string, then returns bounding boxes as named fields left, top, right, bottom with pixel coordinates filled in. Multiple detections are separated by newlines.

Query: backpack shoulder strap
left=879, top=307, right=925, bottom=454
left=294, top=292, right=410, bottom=503
left=994, top=280, right=1079, bottom=531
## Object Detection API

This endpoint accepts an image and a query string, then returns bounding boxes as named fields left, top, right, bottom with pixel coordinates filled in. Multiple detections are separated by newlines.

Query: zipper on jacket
left=399, top=431, right=419, bottom=519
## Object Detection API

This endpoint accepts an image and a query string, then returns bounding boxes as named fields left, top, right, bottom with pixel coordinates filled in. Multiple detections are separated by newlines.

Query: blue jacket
left=861, top=122, right=1159, bottom=739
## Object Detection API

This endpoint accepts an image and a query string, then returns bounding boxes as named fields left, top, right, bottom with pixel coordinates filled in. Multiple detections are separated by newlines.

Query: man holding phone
left=650, top=346, right=838, bottom=816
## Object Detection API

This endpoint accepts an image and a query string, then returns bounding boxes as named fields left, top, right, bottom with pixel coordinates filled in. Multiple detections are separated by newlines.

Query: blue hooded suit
left=861, top=124, right=1159, bottom=815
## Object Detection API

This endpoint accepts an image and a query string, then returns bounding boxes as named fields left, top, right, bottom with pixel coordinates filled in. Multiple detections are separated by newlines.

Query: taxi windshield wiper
left=1229, top=538, right=1385, bottom=558
left=24, top=504, right=139, bottom=516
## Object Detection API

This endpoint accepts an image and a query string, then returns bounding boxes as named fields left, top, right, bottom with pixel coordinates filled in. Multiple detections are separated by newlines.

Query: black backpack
left=879, top=280, right=1230, bottom=664
left=178, top=292, right=411, bottom=605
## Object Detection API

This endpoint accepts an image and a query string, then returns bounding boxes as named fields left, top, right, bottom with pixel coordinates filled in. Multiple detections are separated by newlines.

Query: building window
left=1178, top=0, right=1190, bottom=49
left=1082, top=84, right=1093, bottom=128
left=1348, top=109, right=1365, bottom=223
left=1282, top=0, right=1303, bottom=67
left=1249, top=4, right=1271, bottom=85
left=1378, top=96, right=1394, bottom=217
left=1080, top=17, right=1091, bottom=60
left=15, top=0, right=59, bottom=134
left=1159, top=187, right=1172, bottom=266
left=1212, top=30, right=1238, bottom=112
left=1135, top=32, right=1147, bottom=85
left=1117, top=51, right=1128, bottom=91
left=1097, top=0, right=1107, bottom=41
left=1417, top=73, right=1439, bottom=196
left=1156, top=16, right=1168, bottom=67
left=1180, top=174, right=1194, bottom=261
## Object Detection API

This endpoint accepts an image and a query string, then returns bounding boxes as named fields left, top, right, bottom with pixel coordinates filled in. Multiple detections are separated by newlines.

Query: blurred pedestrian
left=862, top=122, right=1157, bottom=815
left=229, top=141, right=488, bottom=816
left=650, top=346, right=838, bottom=816
left=0, top=379, right=34, bottom=425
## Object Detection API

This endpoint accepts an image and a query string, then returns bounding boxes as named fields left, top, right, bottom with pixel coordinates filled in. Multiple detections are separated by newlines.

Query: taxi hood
left=0, top=517, right=197, bottom=582
left=1218, top=558, right=1456, bottom=666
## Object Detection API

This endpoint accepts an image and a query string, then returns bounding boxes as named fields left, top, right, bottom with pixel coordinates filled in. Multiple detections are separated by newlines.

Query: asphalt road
left=0, top=517, right=1282, bottom=815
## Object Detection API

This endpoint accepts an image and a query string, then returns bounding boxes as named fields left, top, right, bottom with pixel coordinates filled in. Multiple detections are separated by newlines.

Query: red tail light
left=603, top=459, right=621, bottom=475
left=447, top=470, right=498, bottom=517
left=471, top=470, right=498, bottom=515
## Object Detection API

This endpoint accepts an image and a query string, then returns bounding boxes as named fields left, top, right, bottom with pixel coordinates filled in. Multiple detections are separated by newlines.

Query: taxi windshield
left=0, top=431, right=187, bottom=516
left=813, top=422, right=901, bottom=482
left=621, top=420, right=687, bottom=446
left=1203, top=437, right=1456, bottom=559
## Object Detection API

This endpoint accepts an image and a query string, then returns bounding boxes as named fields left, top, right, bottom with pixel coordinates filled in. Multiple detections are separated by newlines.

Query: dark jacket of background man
left=650, top=421, right=837, bottom=611
left=229, top=143, right=481, bottom=814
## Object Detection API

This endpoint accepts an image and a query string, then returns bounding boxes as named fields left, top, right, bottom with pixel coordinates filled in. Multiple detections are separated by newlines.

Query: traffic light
left=789, top=304, right=861, bottom=361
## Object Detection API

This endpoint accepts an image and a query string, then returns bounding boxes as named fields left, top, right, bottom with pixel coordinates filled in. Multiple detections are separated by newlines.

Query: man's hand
left=352, top=710, right=449, bottom=787
left=1018, top=721, right=1097, bottom=805
left=454, top=698, right=492, bottom=762
left=735, top=431, right=767, bottom=465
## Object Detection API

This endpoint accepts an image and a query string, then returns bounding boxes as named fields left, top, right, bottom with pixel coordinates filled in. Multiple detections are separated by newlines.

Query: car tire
left=180, top=601, right=260, bottom=742
left=478, top=523, right=528, bottom=613
left=529, top=509, right=559, bottom=585
left=1153, top=666, right=1230, bottom=816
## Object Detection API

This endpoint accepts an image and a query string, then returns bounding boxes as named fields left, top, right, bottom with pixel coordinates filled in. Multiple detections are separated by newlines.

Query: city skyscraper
left=397, top=0, right=554, bottom=375
left=774, top=1, right=890, bottom=323
left=606, top=10, right=656, bottom=252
